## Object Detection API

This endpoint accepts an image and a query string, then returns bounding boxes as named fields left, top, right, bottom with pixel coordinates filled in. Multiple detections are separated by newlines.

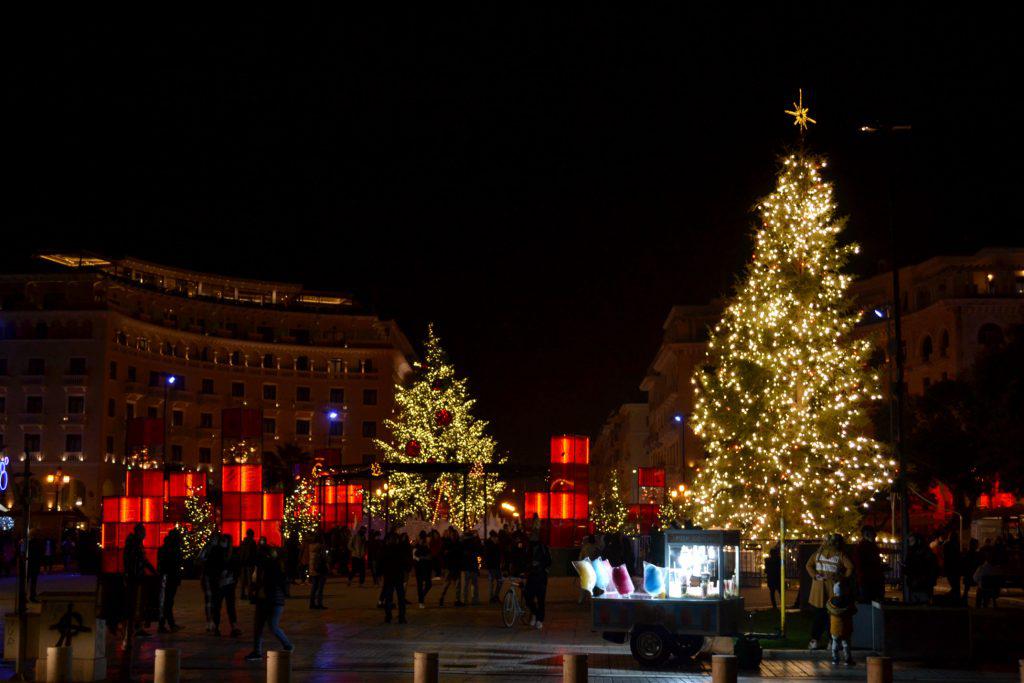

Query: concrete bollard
left=711, top=654, right=738, bottom=683
left=414, top=651, right=439, bottom=683
left=562, top=653, right=587, bottom=683
left=267, top=649, right=291, bottom=683
left=867, top=656, right=893, bottom=683
left=46, top=646, right=72, bottom=683
left=155, top=648, right=181, bottom=683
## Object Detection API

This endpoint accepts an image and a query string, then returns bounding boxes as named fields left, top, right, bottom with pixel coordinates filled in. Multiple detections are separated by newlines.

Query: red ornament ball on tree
left=405, top=440, right=421, bottom=458
left=435, top=409, right=453, bottom=426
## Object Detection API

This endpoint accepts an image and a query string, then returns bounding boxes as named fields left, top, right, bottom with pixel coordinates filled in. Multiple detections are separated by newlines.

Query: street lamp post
left=10, top=453, right=34, bottom=681
left=860, top=122, right=912, bottom=603
left=163, top=373, right=176, bottom=472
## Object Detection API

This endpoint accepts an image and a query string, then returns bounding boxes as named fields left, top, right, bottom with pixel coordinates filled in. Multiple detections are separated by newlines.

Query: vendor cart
left=593, top=529, right=748, bottom=666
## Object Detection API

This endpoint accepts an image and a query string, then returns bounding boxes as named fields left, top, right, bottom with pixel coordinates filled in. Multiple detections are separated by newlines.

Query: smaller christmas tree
left=281, top=477, right=320, bottom=543
left=181, top=495, right=215, bottom=559
left=592, top=472, right=629, bottom=534
left=657, top=490, right=689, bottom=531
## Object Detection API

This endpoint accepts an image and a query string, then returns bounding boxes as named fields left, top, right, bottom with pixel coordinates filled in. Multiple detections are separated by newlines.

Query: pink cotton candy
left=612, top=564, right=635, bottom=595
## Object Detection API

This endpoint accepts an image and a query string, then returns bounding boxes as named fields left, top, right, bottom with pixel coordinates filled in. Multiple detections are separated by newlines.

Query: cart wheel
left=630, top=626, right=672, bottom=668
left=501, top=590, right=517, bottom=628
left=670, top=634, right=705, bottom=661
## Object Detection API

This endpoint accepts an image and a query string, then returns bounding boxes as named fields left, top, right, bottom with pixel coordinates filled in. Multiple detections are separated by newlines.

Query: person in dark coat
left=212, top=534, right=242, bottom=636
left=765, top=543, right=782, bottom=610
left=123, top=523, right=157, bottom=640
left=942, top=531, right=962, bottom=603
left=380, top=532, right=412, bottom=623
left=202, top=532, right=226, bottom=634
left=484, top=530, right=503, bottom=603
left=852, top=526, right=885, bottom=604
left=26, top=534, right=43, bottom=602
left=904, top=533, right=939, bottom=604
left=524, top=535, right=552, bottom=629
left=438, top=527, right=464, bottom=607
left=961, top=538, right=981, bottom=606
left=157, top=528, right=184, bottom=633
left=413, top=531, right=433, bottom=608
left=245, top=547, right=293, bottom=662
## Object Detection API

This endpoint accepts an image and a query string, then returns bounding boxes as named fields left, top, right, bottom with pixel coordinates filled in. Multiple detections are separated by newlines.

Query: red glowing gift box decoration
left=318, top=483, right=363, bottom=526
left=222, top=464, right=262, bottom=493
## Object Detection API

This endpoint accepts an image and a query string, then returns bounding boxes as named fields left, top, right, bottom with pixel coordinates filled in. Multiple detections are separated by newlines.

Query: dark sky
left=6, top=7, right=1021, bottom=464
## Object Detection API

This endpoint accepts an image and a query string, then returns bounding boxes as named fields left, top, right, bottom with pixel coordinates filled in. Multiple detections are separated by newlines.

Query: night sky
left=6, top=7, right=1020, bottom=465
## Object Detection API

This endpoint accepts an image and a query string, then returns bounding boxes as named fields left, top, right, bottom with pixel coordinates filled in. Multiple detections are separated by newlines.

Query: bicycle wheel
left=501, top=588, right=517, bottom=627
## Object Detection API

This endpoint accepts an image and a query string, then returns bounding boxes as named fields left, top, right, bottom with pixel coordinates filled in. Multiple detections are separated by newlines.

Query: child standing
left=826, top=580, right=856, bottom=666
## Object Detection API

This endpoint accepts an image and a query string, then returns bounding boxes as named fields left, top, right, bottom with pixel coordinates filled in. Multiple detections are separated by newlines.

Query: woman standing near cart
left=805, top=534, right=853, bottom=650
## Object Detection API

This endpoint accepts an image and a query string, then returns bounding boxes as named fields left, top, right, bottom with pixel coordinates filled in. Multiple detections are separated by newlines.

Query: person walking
left=942, top=531, right=962, bottom=603
left=348, top=526, right=367, bottom=586
left=197, top=532, right=221, bottom=633
left=238, top=529, right=258, bottom=598
left=461, top=530, right=482, bottom=606
left=380, top=532, right=411, bottom=623
left=852, top=526, right=885, bottom=604
left=428, top=529, right=443, bottom=578
left=157, top=528, right=184, bottom=633
left=413, top=531, right=433, bottom=608
left=123, top=523, right=157, bottom=641
left=905, top=533, right=939, bottom=604
left=212, top=534, right=242, bottom=637
left=961, top=538, right=981, bottom=606
left=524, top=534, right=552, bottom=630
left=485, top=530, right=503, bottom=603
left=305, top=532, right=328, bottom=609
left=245, top=547, right=294, bottom=662
left=438, top=527, right=464, bottom=607
left=202, top=532, right=226, bottom=634
left=26, top=533, right=43, bottom=603
left=805, top=534, right=853, bottom=650
left=765, top=543, right=782, bottom=610
left=368, top=530, right=384, bottom=587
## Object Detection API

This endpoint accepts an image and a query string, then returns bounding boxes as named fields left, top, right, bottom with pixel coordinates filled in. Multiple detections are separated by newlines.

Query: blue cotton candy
left=643, top=561, right=665, bottom=597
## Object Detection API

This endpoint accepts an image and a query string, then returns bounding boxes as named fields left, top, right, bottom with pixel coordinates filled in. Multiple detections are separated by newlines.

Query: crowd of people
left=112, top=520, right=554, bottom=663
left=797, top=524, right=1022, bottom=666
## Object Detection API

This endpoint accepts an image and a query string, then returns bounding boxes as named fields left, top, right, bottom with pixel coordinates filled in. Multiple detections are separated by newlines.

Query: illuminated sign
left=0, top=456, right=9, bottom=492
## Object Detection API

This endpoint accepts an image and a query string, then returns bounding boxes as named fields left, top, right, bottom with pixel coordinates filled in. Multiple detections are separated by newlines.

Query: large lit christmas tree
left=374, top=325, right=504, bottom=527
left=689, top=96, right=894, bottom=540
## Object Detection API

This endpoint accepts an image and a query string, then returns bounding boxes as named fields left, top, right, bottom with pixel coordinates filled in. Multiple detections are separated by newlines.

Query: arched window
left=920, top=336, right=933, bottom=363
left=978, top=323, right=1004, bottom=350
left=262, top=353, right=275, bottom=369
left=939, top=329, right=950, bottom=358
left=230, top=350, right=242, bottom=366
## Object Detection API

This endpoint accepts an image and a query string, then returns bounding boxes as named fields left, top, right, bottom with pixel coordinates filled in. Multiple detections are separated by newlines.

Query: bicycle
left=500, top=577, right=532, bottom=628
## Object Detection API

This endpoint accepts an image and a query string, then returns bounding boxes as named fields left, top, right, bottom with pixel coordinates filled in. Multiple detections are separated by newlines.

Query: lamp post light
left=859, top=121, right=912, bottom=603
left=163, top=373, right=177, bottom=470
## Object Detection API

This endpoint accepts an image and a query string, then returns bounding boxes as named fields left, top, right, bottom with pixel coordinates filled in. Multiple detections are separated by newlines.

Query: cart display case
left=592, top=529, right=747, bottom=666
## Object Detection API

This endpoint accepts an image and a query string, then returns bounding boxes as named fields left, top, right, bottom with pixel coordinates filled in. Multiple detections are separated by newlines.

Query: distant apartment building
left=590, top=403, right=649, bottom=501
left=0, top=254, right=414, bottom=523
left=637, top=303, right=723, bottom=490
left=634, top=248, right=1023, bottom=490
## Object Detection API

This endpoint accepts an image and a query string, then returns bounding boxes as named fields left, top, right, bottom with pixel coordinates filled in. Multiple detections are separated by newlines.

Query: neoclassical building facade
left=0, top=255, right=414, bottom=522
